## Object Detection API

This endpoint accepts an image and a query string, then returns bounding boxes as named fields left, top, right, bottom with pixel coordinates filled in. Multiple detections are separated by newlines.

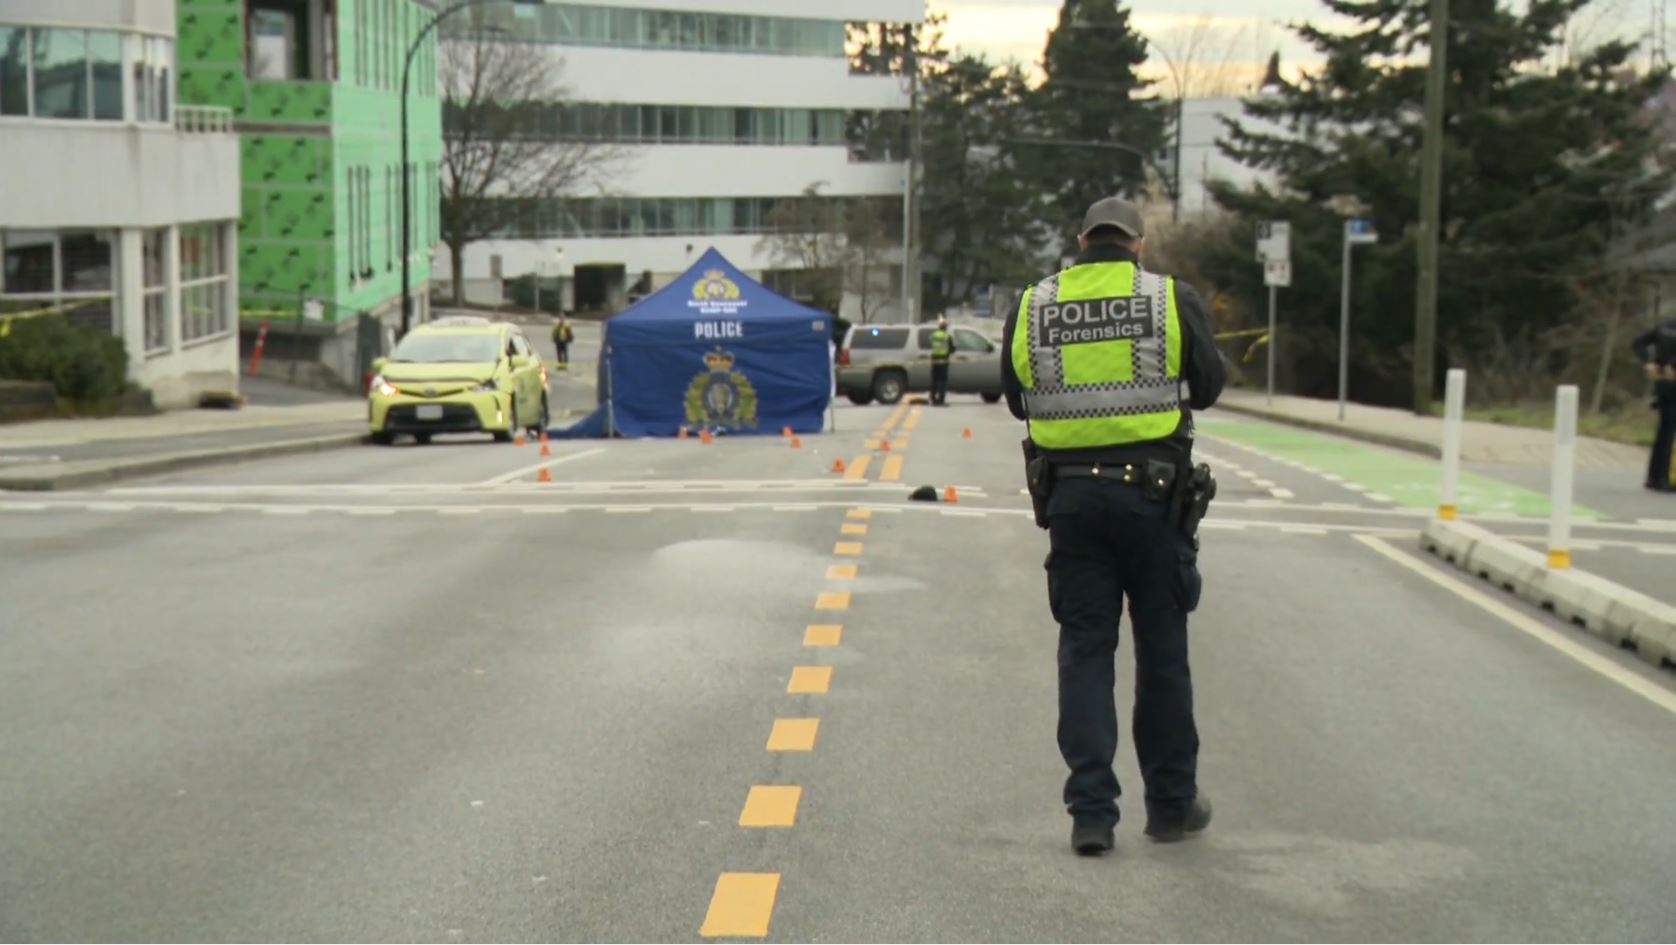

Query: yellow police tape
left=1213, top=328, right=1271, bottom=363
left=0, top=299, right=108, bottom=338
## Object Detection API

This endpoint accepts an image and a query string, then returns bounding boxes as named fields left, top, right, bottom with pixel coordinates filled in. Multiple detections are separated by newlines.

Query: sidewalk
left=0, top=401, right=367, bottom=491
left=1212, top=389, right=1645, bottom=471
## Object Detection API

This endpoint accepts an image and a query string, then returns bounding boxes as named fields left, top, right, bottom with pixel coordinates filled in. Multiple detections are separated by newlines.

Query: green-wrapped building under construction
left=177, top=0, right=442, bottom=389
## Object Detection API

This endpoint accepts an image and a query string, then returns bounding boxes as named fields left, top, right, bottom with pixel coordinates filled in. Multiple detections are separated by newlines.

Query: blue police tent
left=552, top=248, right=834, bottom=439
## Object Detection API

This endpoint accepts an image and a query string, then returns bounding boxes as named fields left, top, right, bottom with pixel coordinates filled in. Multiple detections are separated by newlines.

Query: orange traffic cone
left=943, top=485, right=959, bottom=503
left=678, top=426, right=689, bottom=440
left=514, top=430, right=527, bottom=447
left=537, top=466, right=553, bottom=483
left=881, top=438, right=892, bottom=452
left=790, top=436, right=803, bottom=449
left=539, top=433, right=552, bottom=457
left=832, top=457, right=846, bottom=474
left=782, top=425, right=793, bottom=437
left=962, top=427, right=973, bottom=439
left=700, top=428, right=713, bottom=445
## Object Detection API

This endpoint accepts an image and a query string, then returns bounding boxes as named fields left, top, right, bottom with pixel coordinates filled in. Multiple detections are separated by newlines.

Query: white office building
left=0, top=0, right=240, bottom=409
left=437, top=0, right=922, bottom=321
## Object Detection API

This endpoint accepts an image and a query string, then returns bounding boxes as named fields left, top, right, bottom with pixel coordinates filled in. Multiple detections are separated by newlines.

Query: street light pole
left=1412, top=0, right=1450, bottom=414
left=400, top=0, right=546, bottom=338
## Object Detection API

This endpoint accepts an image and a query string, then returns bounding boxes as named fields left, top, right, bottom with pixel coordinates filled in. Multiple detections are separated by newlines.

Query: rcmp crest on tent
left=686, top=347, right=757, bottom=429
left=689, top=269, right=747, bottom=315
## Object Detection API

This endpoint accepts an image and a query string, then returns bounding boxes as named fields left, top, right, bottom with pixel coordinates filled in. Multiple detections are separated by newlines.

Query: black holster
left=1023, top=439, right=1053, bottom=529
left=1177, top=463, right=1218, bottom=548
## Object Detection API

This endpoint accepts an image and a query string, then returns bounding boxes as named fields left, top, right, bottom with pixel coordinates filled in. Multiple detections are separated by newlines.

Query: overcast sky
left=934, top=0, right=1650, bottom=84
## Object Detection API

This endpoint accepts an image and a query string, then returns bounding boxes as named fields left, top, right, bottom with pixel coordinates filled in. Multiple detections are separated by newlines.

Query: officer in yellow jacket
left=1003, top=197, right=1226, bottom=856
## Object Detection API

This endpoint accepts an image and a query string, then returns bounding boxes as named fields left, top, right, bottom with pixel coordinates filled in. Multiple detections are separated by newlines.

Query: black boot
left=1071, top=820, right=1115, bottom=857
left=1144, top=795, right=1212, bottom=843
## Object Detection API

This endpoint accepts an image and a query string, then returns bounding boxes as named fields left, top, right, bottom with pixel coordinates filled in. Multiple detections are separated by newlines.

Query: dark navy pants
left=1044, top=475, right=1202, bottom=827
left=1648, top=394, right=1675, bottom=488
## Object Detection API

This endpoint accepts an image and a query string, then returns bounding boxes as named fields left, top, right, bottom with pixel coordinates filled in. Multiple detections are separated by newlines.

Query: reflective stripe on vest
left=1013, top=262, right=1183, bottom=448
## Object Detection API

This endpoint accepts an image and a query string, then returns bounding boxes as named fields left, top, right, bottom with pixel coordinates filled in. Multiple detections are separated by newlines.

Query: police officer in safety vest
left=1002, top=196, right=1226, bottom=856
left=929, top=318, right=953, bottom=406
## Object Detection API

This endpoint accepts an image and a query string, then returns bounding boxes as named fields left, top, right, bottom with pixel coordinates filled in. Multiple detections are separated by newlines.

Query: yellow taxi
left=368, top=317, right=550, bottom=445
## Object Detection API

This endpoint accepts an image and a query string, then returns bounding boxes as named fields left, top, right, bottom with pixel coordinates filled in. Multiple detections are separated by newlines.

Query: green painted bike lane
left=1198, top=417, right=1600, bottom=520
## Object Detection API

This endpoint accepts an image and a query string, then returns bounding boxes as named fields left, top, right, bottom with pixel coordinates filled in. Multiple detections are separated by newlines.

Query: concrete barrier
left=1420, top=518, right=1676, bottom=671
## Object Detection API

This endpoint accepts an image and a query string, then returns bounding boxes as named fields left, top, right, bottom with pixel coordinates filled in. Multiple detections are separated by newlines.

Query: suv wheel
left=493, top=395, right=517, bottom=443
left=847, top=392, right=875, bottom=406
left=981, top=392, right=1002, bottom=404
left=872, top=370, right=906, bottom=406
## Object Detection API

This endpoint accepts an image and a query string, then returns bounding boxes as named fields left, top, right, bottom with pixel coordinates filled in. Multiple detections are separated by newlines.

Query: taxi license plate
left=416, top=404, right=443, bottom=421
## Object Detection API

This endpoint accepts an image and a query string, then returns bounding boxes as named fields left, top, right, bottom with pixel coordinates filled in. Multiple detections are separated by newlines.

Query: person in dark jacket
left=1633, top=318, right=1676, bottom=492
left=1003, top=197, right=1226, bottom=856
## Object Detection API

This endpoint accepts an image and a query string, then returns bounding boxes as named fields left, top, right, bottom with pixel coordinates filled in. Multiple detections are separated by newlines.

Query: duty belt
left=1052, top=462, right=1146, bottom=483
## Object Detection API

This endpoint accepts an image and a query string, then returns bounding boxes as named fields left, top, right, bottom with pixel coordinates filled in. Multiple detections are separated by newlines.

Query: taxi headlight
left=372, top=375, right=398, bottom=397
left=475, top=380, right=499, bottom=392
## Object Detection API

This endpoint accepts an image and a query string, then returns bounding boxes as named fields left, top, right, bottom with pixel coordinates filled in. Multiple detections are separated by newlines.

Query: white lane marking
left=0, top=503, right=47, bottom=511
left=1344, top=483, right=1369, bottom=492
left=773, top=505, right=818, bottom=512
left=940, top=510, right=986, bottom=518
left=526, top=507, right=570, bottom=514
left=480, top=447, right=607, bottom=486
left=1322, top=473, right=1344, bottom=482
left=1252, top=478, right=1276, bottom=489
left=1641, top=546, right=1676, bottom=555
left=1270, top=488, right=1296, bottom=500
left=1236, top=470, right=1258, bottom=479
left=262, top=507, right=308, bottom=516
left=691, top=507, right=735, bottom=513
left=438, top=508, right=482, bottom=516
left=1367, top=492, right=1395, bottom=503
left=176, top=504, right=224, bottom=514
left=83, top=502, right=135, bottom=512
left=1281, top=526, right=1328, bottom=535
left=1202, top=521, right=1247, bottom=531
left=604, top=506, right=651, bottom=514
left=1356, top=535, right=1676, bottom=718
left=349, top=508, right=396, bottom=517
left=1639, top=519, right=1676, bottom=528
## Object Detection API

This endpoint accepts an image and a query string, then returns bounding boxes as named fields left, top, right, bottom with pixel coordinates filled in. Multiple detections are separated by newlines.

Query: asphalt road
left=3, top=398, right=1675, bottom=942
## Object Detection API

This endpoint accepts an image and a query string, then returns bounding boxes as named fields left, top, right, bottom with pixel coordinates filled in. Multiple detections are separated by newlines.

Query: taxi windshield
left=389, top=333, right=501, bottom=364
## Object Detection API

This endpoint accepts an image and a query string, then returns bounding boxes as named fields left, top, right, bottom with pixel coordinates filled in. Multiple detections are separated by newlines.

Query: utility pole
left=1413, top=0, right=1450, bottom=414
left=905, top=22, right=922, bottom=323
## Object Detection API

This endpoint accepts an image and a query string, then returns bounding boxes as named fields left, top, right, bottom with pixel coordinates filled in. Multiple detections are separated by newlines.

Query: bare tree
left=439, top=34, right=620, bottom=306
left=757, top=185, right=904, bottom=322
left=1148, top=15, right=1270, bottom=100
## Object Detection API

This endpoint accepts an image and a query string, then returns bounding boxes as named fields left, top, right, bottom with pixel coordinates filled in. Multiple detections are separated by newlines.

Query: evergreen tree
left=919, top=54, right=1053, bottom=313
left=1201, top=0, right=1669, bottom=403
left=1023, top=0, right=1168, bottom=252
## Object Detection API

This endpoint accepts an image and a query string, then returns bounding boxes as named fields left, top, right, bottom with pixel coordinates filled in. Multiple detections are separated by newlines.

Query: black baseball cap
left=1080, top=197, right=1145, bottom=239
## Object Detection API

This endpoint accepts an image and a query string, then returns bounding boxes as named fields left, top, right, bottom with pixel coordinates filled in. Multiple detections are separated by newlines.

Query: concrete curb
left=0, top=433, right=369, bottom=492
left=1419, top=518, right=1676, bottom=670
left=1213, top=399, right=1443, bottom=459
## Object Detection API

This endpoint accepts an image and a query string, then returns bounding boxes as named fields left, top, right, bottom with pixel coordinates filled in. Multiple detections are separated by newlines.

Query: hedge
left=0, top=315, right=129, bottom=404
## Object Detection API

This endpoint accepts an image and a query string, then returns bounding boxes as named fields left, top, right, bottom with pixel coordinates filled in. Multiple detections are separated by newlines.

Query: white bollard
left=1547, top=385, right=1579, bottom=570
left=1438, top=368, right=1466, bottom=520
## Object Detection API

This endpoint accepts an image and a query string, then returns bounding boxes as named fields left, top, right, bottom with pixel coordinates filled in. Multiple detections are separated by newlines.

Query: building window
left=32, top=29, right=87, bottom=118
left=133, top=36, right=173, bottom=124
left=384, top=164, right=393, bottom=271
left=180, top=223, right=230, bottom=342
left=1, top=229, right=117, bottom=337
left=347, top=166, right=358, bottom=282
left=481, top=195, right=904, bottom=240
left=0, top=27, right=26, bottom=116
left=446, top=5, right=844, bottom=58
left=142, top=228, right=167, bottom=352
left=248, top=0, right=334, bottom=80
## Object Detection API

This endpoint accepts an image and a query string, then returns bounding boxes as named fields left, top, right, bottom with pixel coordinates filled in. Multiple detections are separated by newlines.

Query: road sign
left=1264, top=258, right=1292, bottom=288
left=1346, top=218, right=1378, bottom=245
left=1256, top=221, right=1291, bottom=263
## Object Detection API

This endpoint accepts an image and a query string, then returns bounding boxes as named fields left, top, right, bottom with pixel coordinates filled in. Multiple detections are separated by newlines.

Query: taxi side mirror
left=371, top=356, right=389, bottom=373
left=510, top=355, right=532, bottom=369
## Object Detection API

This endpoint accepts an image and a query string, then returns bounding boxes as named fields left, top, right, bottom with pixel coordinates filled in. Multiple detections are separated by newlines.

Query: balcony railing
left=176, top=105, right=235, bottom=134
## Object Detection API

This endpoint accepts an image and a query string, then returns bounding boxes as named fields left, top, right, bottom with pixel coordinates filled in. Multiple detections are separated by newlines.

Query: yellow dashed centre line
left=879, top=455, right=905, bottom=482
left=739, top=785, right=803, bottom=827
left=902, top=406, right=922, bottom=431
left=701, top=873, right=781, bottom=938
left=846, top=508, right=871, bottom=520
left=834, top=541, right=863, bottom=556
left=787, top=665, right=833, bottom=694
left=826, top=563, right=858, bottom=580
left=766, top=718, right=820, bottom=752
left=840, top=522, right=868, bottom=536
left=804, top=624, right=843, bottom=646
left=815, top=591, right=851, bottom=611
left=843, top=454, right=873, bottom=480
